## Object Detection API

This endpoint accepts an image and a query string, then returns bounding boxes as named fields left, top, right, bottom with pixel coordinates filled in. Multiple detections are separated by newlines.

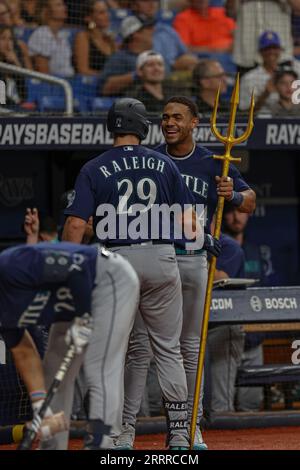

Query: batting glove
left=203, top=234, right=222, bottom=257
left=38, top=412, right=68, bottom=441
left=65, top=314, right=93, bottom=354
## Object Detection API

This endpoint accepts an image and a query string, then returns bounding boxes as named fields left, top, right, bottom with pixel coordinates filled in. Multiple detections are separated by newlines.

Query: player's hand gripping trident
left=190, top=75, right=255, bottom=450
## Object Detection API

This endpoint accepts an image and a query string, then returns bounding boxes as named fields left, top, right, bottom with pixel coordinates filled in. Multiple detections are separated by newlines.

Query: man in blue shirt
left=100, top=15, right=154, bottom=96
left=131, top=0, right=198, bottom=72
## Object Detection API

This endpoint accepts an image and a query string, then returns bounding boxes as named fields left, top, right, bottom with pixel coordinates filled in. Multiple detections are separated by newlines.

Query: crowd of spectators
left=0, top=0, right=299, bottom=115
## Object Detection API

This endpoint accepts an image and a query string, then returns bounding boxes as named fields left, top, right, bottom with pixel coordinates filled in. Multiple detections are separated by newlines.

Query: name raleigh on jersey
left=99, top=154, right=165, bottom=178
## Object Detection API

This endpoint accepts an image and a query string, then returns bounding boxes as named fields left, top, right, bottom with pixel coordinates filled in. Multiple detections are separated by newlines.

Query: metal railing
left=0, top=62, right=74, bottom=115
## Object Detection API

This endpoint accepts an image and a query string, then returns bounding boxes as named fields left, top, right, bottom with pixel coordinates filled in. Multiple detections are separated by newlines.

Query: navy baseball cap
left=259, top=31, right=282, bottom=50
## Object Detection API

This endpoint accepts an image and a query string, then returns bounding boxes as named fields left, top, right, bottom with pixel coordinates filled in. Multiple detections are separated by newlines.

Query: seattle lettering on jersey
left=156, top=143, right=250, bottom=231
left=99, top=156, right=165, bottom=178
left=181, top=174, right=209, bottom=198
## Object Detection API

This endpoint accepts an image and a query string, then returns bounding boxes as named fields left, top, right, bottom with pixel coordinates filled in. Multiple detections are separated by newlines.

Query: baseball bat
left=18, top=343, right=76, bottom=450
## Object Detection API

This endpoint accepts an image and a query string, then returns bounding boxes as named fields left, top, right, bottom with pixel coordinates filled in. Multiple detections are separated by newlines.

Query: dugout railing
left=0, top=62, right=74, bottom=115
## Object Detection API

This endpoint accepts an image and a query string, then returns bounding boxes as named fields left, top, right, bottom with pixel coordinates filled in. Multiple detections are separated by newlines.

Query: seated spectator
left=28, top=0, right=74, bottom=77
left=226, top=0, right=298, bottom=73
left=173, top=0, right=235, bottom=53
left=192, top=59, right=229, bottom=115
left=74, top=0, right=116, bottom=76
left=20, top=0, right=38, bottom=24
left=7, top=0, right=24, bottom=26
left=240, top=31, right=300, bottom=113
left=0, top=2, right=32, bottom=69
left=128, top=50, right=175, bottom=113
left=99, top=15, right=154, bottom=96
left=0, top=25, right=32, bottom=104
left=131, top=0, right=198, bottom=72
left=264, top=68, right=300, bottom=116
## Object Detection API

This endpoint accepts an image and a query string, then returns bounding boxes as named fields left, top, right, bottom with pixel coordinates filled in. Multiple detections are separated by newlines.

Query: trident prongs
left=210, top=74, right=255, bottom=163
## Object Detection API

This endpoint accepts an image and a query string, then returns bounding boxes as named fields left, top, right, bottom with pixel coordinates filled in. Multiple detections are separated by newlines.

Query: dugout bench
left=203, top=284, right=300, bottom=428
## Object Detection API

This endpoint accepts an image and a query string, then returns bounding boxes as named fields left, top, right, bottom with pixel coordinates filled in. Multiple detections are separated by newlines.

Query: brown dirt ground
left=1, top=427, right=300, bottom=450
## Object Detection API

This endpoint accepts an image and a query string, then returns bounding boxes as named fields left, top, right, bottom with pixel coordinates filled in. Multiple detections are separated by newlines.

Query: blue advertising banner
left=0, top=117, right=299, bottom=150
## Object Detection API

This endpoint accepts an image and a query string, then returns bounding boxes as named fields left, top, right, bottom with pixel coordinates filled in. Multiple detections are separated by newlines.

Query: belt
left=175, top=248, right=205, bottom=256
left=104, top=240, right=174, bottom=248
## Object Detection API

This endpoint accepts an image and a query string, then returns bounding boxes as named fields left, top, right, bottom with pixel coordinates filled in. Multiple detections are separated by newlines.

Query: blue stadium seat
left=209, top=0, right=225, bottom=5
left=197, top=52, right=237, bottom=74
left=109, top=8, right=130, bottom=34
left=71, top=74, right=99, bottom=98
left=26, top=77, right=98, bottom=113
left=38, top=96, right=66, bottom=112
left=90, top=97, right=115, bottom=113
left=156, top=9, right=176, bottom=25
left=26, top=78, right=64, bottom=105
left=38, top=95, right=88, bottom=113
left=61, top=27, right=82, bottom=47
left=14, top=26, right=35, bottom=43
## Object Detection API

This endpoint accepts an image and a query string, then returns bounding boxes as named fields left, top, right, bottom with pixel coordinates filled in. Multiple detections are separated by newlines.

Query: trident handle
left=189, top=74, right=255, bottom=450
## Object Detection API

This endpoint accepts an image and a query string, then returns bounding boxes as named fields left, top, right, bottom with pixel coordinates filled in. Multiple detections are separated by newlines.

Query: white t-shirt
left=233, top=1, right=294, bottom=68
left=28, top=26, right=74, bottom=77
left=240, top=61, right=300, bottom=111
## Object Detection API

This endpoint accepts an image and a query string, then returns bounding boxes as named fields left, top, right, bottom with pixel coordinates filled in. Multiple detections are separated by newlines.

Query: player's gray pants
left=207, top=325, right=245, bottom=413
left=40, top=251, right=139, bottom=449
left=235, top=344, right=264, bottom=411
left=111, top=244, right=189, bottom=444
left=122, top=252, right=208, bottom=426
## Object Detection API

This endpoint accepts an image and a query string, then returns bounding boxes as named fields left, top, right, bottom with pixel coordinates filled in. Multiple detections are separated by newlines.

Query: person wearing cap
left=131, top=0, right=198, bottom=72
left=127, top=50, right=175, bottom=113
left=240, top=31, right=300, bottom=113
left=99, top=15, right=154, bottom=96
left=226, top=0, right=300, bottom=72
left=266, top=68, right=300, bottom=116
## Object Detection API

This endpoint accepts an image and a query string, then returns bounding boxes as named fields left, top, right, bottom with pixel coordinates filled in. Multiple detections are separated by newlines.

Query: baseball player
left=115, top=96, right=256, bottom=450
left=0, top=241, right=139, bottom=449
left=63, top=97, right=204, bottom=450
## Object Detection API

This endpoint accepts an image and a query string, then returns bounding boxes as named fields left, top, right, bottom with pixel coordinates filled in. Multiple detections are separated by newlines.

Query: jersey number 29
left=117, top=178, right=157, bottom=214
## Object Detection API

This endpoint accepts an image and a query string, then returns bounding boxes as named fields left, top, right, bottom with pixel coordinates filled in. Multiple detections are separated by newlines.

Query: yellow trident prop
left=189, top=75, right=255, bottom=450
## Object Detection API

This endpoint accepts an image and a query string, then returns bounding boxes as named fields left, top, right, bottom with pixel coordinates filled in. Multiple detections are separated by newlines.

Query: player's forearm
left=62, top=216, right=86, bottom=243
left=11, top=330, right=45, bottom=395
left=102, top=73, right=135, bottom=96
left=238, top=189, right=256, bottom=214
